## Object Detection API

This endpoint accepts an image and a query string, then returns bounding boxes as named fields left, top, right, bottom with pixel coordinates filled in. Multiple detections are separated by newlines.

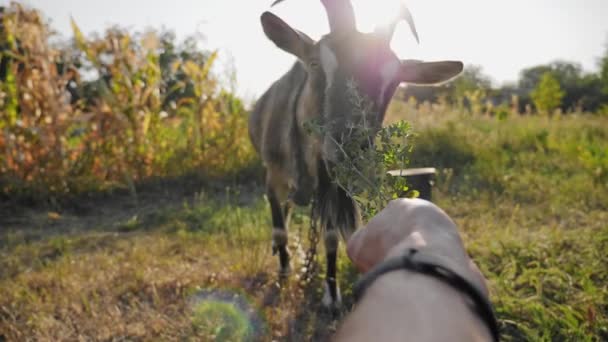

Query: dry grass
left=0, top=184, right=351, bottom=341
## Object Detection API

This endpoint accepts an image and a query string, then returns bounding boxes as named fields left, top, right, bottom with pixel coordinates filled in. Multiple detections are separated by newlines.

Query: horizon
left=16, top=0, right=608, bottom=99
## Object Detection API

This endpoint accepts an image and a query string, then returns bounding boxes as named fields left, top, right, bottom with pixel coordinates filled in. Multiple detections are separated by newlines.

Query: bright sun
left=353, top=0, right=403, bottom=33
left=352, top=0, right=422, bottom=58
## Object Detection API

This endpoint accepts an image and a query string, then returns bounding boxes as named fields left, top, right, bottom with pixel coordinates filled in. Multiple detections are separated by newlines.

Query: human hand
left=333, top=198, right=494, bottom=342
left=347, top=198, right=488, bottom=295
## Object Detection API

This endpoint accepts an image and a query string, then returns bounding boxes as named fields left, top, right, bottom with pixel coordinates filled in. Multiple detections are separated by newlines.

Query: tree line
left=399, top=48, right=608, bottom=115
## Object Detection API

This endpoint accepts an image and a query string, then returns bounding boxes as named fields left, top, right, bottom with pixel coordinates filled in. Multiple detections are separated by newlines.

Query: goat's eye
left=309, top=61, right=320, bottom=69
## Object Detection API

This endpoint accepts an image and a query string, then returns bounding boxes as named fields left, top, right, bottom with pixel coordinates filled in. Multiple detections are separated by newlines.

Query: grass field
left=1, top=107, right=607, bottom=341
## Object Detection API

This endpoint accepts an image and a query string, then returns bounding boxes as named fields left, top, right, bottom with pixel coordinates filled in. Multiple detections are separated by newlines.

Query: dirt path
left=0, top=178, right=263, bottom=247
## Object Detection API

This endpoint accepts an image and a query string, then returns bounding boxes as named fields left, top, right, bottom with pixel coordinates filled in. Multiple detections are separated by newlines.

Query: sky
left=11, top=0, right=608, bottom=100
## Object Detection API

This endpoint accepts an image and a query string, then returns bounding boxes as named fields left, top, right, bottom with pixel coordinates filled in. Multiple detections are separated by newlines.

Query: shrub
left=531, top=72, right=565, bottom=114
left=305, top=79, right=415, bottom=220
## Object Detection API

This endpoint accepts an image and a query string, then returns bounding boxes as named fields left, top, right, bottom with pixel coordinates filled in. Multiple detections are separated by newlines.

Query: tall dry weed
left=0, top=3, right=256, bottom=201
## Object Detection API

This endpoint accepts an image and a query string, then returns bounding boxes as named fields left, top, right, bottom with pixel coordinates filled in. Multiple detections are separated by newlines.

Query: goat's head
left=262, top=0, right=463, bottom=163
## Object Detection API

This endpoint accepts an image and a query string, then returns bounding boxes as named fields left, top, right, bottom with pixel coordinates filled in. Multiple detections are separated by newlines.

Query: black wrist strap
left=353, top=249, right=500, bottom=342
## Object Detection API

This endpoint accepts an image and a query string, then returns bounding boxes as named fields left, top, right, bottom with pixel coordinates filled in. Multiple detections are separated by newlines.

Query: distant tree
left=576, top=74, right=605, bottom=112
left=490, top=84, right=526, bottom=113
left=446, top=65, right=492, bottom=101
left=398, top=64, right=493, bottom=109
left=600, top=42, right=608, bottom=97
left=519, top=60, right=607, bottom=112
left=531, top=72, right=564, bottom=114
left=445, top=65, right=492, bottom=113
left=519, top=65, right=553, bottom=92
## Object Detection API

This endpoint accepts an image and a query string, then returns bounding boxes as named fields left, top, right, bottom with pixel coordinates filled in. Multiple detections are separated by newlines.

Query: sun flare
left=353, top=0, right=403, bottom=32
left=352, top=0, right=423, bottom=60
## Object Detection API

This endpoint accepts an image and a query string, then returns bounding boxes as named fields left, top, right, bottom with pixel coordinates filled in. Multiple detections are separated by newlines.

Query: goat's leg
left=322, top=228, right=341, bottom=308
left=267, top=186, right=290, bottom=276
left=283, top=201, right=293, bottom=223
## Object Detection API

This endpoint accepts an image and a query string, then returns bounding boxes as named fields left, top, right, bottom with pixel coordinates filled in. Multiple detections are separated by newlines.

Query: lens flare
left=353, top=0, right=402, bottom=32
left=189, top=288, right=267, bottom=340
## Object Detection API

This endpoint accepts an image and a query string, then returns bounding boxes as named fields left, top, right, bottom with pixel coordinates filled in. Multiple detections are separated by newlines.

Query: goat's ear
left=261, top=12, right=314, bottom=61
left=399, top=60, right=463, bottom=85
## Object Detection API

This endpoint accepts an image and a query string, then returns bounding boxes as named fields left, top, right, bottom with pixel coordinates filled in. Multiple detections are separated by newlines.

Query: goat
left=249, top=0, right=463, bottom=308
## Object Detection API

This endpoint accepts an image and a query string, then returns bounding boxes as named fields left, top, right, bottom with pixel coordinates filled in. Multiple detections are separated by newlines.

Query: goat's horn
left=271, top=0, right=356, bottom=34
left=376, top=2, right=419, bottom=44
